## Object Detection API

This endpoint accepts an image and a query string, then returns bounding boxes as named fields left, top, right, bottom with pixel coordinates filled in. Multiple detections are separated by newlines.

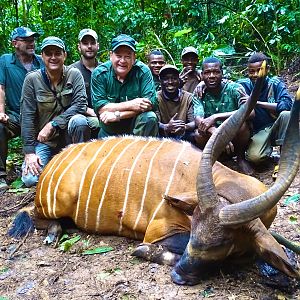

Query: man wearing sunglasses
left=0, top=27, right=43, bottom=193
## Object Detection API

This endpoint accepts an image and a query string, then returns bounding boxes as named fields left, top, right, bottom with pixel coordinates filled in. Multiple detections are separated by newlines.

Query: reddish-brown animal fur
left=35, top=137, right=271, bottom=244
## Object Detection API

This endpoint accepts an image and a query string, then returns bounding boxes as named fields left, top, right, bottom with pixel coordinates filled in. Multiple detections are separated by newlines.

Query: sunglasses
left=15, top=37, right=36, bottom=43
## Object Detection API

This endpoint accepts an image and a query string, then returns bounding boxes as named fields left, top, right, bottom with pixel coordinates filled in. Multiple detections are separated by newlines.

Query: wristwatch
left=114, top=111, right=121, bottom=122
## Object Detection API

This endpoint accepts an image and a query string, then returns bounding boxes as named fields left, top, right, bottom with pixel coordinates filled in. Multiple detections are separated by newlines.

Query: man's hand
left=23, top=153, right=43, bottom=176
left=0, top=113, right=9, bottom=123
left=179, top=68, right=193, bottom=84
left=194, top=81, right=206, bottom=98
left=197, top=115, right=216, bottom=133
left=165, top=113, right=186, bottom=135
left=85, top=107, right=97, bottom=117
left=129, top=98, right=152, bottom=112
left=37, top=122, right=56, bottom=142
left=99, top=111, right=119, bottom=124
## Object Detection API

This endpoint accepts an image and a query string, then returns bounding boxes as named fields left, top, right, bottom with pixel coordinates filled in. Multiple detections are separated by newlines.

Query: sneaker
left=0, top=177, right=8, bottom=192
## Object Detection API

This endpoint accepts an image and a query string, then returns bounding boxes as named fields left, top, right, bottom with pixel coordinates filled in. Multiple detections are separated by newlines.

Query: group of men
left=0, top=26, right=293, bottom=193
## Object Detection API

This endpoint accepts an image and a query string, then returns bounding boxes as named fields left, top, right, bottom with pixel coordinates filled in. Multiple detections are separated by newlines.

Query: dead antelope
left=9, top=66, right=300, bottom=285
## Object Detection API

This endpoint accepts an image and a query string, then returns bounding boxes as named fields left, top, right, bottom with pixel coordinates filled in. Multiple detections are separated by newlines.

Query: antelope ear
left=250, top=220, right=299, bottom=278
left=164, top=192, right=197, bottom=215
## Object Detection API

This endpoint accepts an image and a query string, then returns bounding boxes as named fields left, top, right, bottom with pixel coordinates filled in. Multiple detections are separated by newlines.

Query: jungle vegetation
left=1, top=0, right=299, bottom=74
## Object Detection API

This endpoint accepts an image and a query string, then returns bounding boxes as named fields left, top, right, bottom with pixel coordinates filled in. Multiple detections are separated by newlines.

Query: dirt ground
left=0, top=78, right=299, bottom=300
left=0, top=160, right=299, bottom=300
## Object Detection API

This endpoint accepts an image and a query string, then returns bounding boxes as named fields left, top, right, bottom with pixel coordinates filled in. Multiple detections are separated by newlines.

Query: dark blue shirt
left=237, top=76, right=292, bottom=133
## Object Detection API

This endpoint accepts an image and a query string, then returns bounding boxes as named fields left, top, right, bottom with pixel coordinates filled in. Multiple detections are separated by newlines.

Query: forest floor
left=0, top=76, right=299, bottom=300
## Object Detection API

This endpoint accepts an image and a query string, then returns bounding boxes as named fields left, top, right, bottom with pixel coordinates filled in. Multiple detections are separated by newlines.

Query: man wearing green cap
left=156, top=64, right=197, bottom=144
left=71, top=29, right=100, bottom=138
left=0, top=26, right=43, bottom=192
left=91, top=34, right=158, bottom=138
left=20, top=36, right=89, bottom=187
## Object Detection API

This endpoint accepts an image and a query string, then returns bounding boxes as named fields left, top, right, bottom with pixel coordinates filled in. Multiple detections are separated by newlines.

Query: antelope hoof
left=132, top=243, right=180, bottom=266
left=43, top=221, right=62, bottom=247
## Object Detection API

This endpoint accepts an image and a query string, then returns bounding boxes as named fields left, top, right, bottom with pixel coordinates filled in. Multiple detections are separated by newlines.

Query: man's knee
left=68, top=114, right=90, bottom=142
left=139, top=111, right=157, bottom=124
left=134, top=112, right=158, bottom=137
left=246, top=147, right=269, bottom=164
left=278, top=110, right=290, bottom=122
left=68, top=114, right=88, bottom=129
left=22, top=172, right=39, bottom=187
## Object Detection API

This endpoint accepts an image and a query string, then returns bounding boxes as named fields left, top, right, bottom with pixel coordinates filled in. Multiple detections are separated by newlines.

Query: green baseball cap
left=10, top=27, right=39, bottom=41
left=41, top=36, right=66, bottom=51
left=111, top=34, right=136, bottom=52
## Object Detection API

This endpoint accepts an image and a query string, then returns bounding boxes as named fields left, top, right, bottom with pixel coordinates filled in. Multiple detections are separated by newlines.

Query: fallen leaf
left=289, top=215, right=298, bottom=224
left=283, top=194, right=300, bottom=205
left=59, top=235, right=81, bottom=252
left=82, top=246, right=113, bottom=255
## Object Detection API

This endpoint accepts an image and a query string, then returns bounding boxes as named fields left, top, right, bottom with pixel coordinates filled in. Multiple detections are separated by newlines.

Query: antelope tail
left=8, top=208, right=35, bottom=239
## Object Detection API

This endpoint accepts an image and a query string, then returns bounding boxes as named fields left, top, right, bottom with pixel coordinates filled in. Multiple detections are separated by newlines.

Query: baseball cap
left=10, top=27, right=39, bottom=41
left=41, top=36, right=66, bottom=51
left=78, top=29, right=98, bottom=42
left=159, top=64, right=180, bottom=77
left=181, top=46, right=198, bottom=58
left=111, top=34, right=136, bottom=52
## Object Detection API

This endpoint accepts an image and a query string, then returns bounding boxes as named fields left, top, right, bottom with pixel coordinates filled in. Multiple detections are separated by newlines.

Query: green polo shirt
left=91, top=60, right=157, bottom=135
left=0, top=53, right=43, bottom=118
left=194, top=81, right=247, bottom=126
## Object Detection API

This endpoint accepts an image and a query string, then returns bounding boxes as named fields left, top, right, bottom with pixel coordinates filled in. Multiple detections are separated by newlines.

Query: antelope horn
left=197, top=62, right=267, bottom=210
left=219, top=86, right=300, bottom=225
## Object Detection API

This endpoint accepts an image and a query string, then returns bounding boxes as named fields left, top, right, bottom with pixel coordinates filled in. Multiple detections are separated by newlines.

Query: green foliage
left=0, top=0, right=299, bottom=71
left=7, top=137, right=23, bottom=170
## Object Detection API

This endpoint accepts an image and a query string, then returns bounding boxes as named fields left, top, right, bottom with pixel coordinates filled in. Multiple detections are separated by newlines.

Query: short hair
left=202, top=57, right=222, bottom=70
left=148, top=49, right=165, bottom=62
left=248, top=52, right=269, bottom=64
left=149, top=49, right=164, bottom=56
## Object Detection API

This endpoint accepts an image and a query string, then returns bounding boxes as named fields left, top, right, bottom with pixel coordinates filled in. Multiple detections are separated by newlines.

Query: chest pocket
left=37, top=92, right=57, bottom=114
left=60, top=88, right=73, bottom=108
left=125, top=85, right=140, bottom=100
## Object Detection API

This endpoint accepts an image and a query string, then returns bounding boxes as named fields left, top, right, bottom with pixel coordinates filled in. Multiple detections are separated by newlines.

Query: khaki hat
left=78, top=29, right=98, bottom=42
left=111, top=34, right=136, bottom=52
left=181, top=46, right=198, bottom=58
left=159, top=64, right=180, bottom=77
left=10, top=27, right=39, bottom=41
left=41, top=36, right=66, bottom=51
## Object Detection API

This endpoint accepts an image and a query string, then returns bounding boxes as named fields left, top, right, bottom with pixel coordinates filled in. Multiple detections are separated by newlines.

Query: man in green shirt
left=194, top=57, right=253, bottom=174
left=0, top=26, right=43, bottom=192
left=91, top=34, right=158, bottom=138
